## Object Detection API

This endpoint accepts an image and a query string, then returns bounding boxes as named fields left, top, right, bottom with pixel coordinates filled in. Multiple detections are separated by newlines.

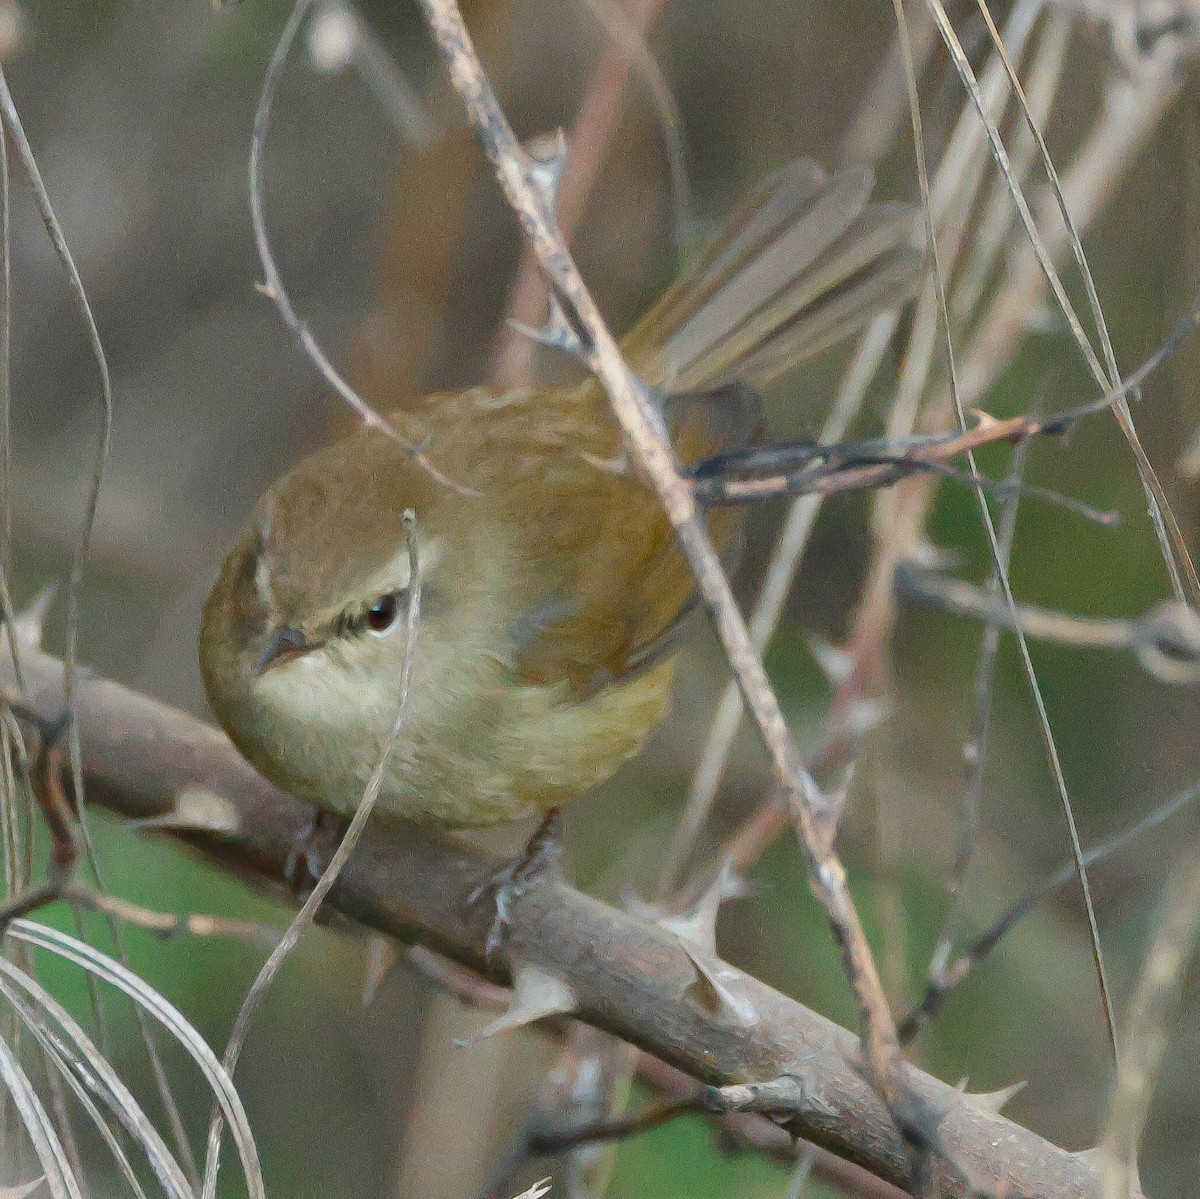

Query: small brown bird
left=200, top=160, right=920, bottom=829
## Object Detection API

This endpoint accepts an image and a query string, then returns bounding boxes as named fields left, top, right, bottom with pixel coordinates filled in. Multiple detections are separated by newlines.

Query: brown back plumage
left=511, top=160, right=922, bottom=692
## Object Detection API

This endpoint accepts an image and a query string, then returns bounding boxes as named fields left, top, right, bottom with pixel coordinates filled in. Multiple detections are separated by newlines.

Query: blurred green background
left=5, top=0, right=1200, bottom=1195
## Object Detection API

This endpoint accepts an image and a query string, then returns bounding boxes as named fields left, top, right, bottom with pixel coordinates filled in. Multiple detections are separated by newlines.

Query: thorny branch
left=413, top=0, right=932, bottom=1159
left=0, top=635, right=1126, bottom=1199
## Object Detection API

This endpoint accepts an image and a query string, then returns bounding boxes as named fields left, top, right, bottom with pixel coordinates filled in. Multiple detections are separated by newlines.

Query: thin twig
left=0, top=93, right=18, bottom=694
left=251, top=0, right=471, bottom=495
left=415, top=0, right=925, bottom=1149
left=948, top=11, right=1069, bottom=329
left=930, top=432, right=1030, bottom=983
left=899, top=771, right=1200, bottom=1041
left=898, top=564, right=1200, bottom=685
left=685, top=387, right=1133, bottom=508
left=526, top=1096, right=704, bottom=1154
left=886, top=14, right=1037, bottom=1183
left=63, top=887, right=279, bottom=949
left=200, top=514, right=422, bottom=1199
left=0, top=71, right=112, bottom=740
left=489, top=0, right=673, bottom=387
left=579, top=0, right=690, bottom=246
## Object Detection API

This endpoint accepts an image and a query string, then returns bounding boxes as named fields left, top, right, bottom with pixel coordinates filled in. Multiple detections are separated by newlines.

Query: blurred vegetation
left=5, top=0, right=1200, bottom=1195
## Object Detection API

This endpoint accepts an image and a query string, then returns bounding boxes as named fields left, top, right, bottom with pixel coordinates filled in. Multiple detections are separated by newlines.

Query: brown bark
left=1, top=640, right=1110, bottom=1199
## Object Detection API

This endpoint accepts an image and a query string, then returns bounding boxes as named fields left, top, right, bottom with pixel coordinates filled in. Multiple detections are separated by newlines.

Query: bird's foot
left=285, top=807, right=350, bottom=896
left=468, top=808, right=562, bottom=960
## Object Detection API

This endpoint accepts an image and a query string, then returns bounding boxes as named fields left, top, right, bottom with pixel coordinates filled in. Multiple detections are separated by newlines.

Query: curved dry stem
left=251, top=0, right=471, bottom=495
left=907, top=0, right=1118, bottom=1059
left=8, top=920, right=265, bottom=1199
left=966, top=0, right=1198, bottom=602
left=200, top=513, right=422, bottom=1199
left=0, top=68, right=201, bottom=1184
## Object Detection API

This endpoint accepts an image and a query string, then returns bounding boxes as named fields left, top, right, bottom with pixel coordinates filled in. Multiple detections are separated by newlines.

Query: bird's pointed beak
left=254, top=625, right=320, bottom=675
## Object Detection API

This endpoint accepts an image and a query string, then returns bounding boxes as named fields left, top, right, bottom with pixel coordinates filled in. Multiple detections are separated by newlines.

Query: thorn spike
left=507, top=293, right=585, bottom=358
left=460, top=965, right=575, bottom=1044
left=907, top=540, right=965, bottom=571
left=578, top=449, right=630, bottom=476
left=682, top=945, right=757, bottom=1027
left=306, top=0, right=359, bottom=74
left=963, top=1079, right=1027, bottom=1116
left=360, top=934, right=398, bottom=1010
left=525, top=128, right=569, bottom=211
left=12, top=583, right=58, bottom=651
left=510, top=1180, right=553, bottom=1199
left=127, top=786, right=242, bottom=835
left=658, top=858, right=748, bottom=953
left=845, top=697, right=891, bottom=737
left=808, top=636, right=853, bottom=685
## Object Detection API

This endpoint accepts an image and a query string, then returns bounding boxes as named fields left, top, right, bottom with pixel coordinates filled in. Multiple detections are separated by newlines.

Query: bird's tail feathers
left=621, top=159, right=923, bottom=395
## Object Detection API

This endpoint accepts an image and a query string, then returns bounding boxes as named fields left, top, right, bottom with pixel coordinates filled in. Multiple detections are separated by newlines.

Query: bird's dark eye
left=365, top=592, right=402, bottom=635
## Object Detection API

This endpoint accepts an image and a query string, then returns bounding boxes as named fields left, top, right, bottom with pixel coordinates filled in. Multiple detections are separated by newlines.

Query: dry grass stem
left=200, top=512, right=423, bottom=1199
left=0, top=65, right=204, bottom=1187
left=1099, top=847, right=1200, bottom=1197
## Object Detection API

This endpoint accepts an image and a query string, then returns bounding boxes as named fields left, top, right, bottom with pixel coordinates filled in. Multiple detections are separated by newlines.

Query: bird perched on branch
left=200, top=159, right=920, bottom=833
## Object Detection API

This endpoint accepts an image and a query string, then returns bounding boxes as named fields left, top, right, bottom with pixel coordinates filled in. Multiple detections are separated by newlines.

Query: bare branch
left=63, top=887, right=279, bottom=949
left=0, top=641, right=1128, bottom=1199
left=898, top=563, right=1200, bottom=685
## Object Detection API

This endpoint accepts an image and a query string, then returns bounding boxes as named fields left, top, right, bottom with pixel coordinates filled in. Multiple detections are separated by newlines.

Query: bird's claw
left=284, top=807, right=348, bottom=896
left=468, top=809, right=562, bottom=959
